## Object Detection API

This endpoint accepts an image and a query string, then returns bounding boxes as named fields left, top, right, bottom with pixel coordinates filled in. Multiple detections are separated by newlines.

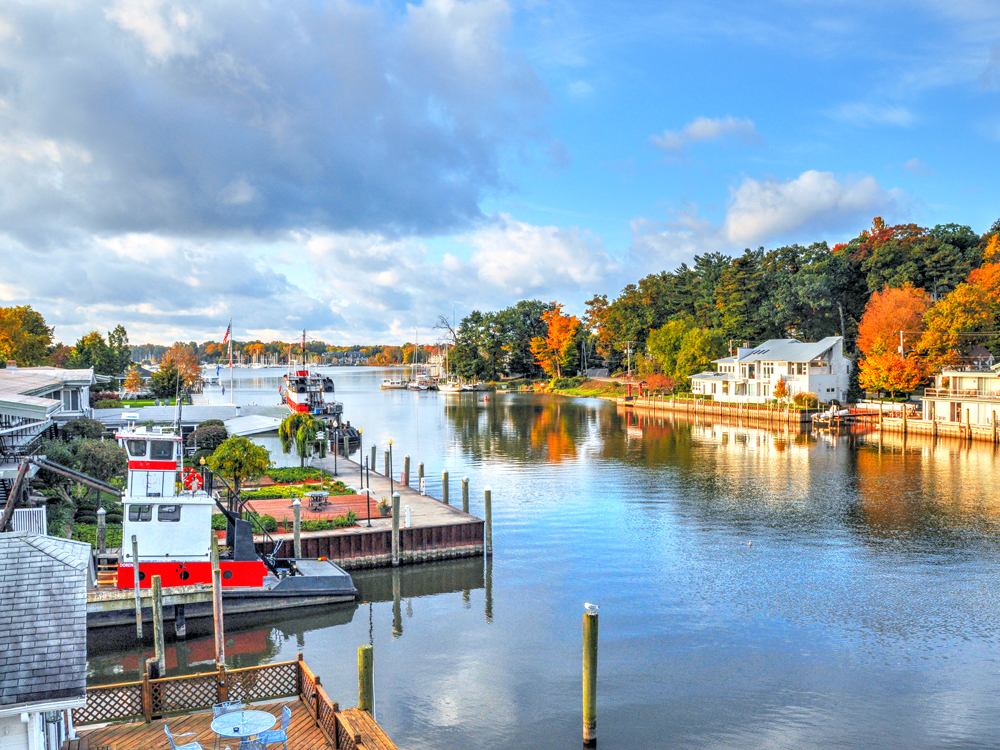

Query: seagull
left=584, top=602, right=599, bottom=612
left=748, top=541, right=752, bottom=547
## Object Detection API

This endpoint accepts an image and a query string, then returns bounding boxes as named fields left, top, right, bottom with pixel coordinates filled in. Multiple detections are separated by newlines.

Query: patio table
left=210, top=709, right=276, bottom=743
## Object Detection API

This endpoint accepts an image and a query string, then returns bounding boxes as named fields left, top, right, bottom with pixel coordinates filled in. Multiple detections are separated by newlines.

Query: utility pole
left=900, top=330, right=904, bottom=362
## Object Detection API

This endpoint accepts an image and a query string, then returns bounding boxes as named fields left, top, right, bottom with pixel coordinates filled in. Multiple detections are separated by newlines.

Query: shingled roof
left=0, top=532, right=89, bottom=708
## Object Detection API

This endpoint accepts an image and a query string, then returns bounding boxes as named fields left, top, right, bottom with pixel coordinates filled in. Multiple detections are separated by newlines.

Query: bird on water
left=584, top=602, right=599, bottom=612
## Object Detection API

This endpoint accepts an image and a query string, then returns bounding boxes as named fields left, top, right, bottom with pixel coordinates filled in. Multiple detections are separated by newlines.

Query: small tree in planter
left=377, top=497, right=391, bottom=517
left=773, top=378, right=788, bottom=403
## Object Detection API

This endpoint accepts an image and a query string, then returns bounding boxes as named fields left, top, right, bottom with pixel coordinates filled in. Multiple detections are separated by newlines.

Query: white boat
left=438, top=381, right=462, bottom=392
left=381, top=378, right=407, bottom=390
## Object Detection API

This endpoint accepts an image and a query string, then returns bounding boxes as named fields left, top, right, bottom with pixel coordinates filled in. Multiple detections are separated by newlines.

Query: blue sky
left=2, top=0, right=998, bottom=345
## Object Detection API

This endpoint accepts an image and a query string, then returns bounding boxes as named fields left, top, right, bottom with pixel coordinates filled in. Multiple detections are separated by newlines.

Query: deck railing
left=73, top=657, right=338, bottom=735
left=923, top=388, right=1000, bottom=400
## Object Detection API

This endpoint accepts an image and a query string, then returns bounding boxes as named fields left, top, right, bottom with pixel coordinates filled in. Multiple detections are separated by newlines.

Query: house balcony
left=924, top=388, right=1000, bottom=401
left=68, top=657, right=395, bottom=750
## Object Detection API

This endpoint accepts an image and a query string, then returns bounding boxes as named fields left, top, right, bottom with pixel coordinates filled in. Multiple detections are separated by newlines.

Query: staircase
left=95, top=553, right=120, bottom=588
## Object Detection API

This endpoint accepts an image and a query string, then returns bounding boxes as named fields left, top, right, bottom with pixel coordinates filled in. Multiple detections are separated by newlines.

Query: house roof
left=93, top=404, right=288, bottom=428
left=0, top=367, right=96, bottom=396
left=0, top=532, right=89, bottom=707
left=690, top=371, right=734, bottom=380
left=224, top=415, right=282, bottom=436
left=718, top=337, right=842, bottom=364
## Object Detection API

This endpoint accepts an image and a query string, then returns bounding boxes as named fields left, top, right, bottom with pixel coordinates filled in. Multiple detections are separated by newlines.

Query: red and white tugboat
left=280, top=331, right=360, bottom=447
left=111, top=424, right=356, bottom=613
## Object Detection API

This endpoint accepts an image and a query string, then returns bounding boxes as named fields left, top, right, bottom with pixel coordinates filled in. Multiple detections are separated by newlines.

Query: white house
left=689, top=337, right=851, bottom=404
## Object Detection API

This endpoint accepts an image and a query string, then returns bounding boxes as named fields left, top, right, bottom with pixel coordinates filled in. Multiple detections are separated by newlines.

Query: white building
left=689, top=337, right=851, bottom=404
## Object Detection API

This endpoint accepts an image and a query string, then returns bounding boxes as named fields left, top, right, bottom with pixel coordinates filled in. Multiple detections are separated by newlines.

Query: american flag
left=222, top=319, right=232, bottom=345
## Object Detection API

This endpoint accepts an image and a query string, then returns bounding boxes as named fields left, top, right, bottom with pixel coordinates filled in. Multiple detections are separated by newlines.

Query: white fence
left=12, top=508, right=47, bottom=535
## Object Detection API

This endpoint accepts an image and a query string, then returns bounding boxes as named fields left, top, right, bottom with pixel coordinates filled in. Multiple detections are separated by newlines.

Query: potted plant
left=377, top=497, right=391, bottom=517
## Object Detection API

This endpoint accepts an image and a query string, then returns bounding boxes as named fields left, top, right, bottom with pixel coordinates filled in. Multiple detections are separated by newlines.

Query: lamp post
left=358, top=428, right=364, bottom=489
left=388, top=438, right=394, bottom=498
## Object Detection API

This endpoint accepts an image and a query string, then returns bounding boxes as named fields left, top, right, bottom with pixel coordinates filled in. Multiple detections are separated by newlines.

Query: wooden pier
left=256, top=454, right=485, bottom=569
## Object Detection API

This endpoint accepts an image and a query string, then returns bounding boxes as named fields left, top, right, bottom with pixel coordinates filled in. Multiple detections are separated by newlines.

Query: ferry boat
left=111, top=425, right=357, bottom=611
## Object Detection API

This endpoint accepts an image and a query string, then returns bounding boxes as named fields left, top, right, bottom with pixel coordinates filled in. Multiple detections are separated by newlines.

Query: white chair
left=256, top=705, right=291, bottom=750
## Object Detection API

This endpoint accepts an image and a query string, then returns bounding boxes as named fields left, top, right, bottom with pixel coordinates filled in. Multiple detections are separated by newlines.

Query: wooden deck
left=76, top=699, right=330, bottom=749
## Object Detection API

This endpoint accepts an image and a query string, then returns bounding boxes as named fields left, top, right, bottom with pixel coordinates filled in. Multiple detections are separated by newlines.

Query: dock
left=256, top=454, right=485, bottom=569
left=618, top=395, right=817, bottom=425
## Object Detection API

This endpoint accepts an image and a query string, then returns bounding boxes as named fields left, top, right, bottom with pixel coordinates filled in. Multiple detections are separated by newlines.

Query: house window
left=762, top=363, right=773, bottom=378
left=128, top=505, right=153, bottom=522
left=950, top=402, right=961, bottom=422
left=796, top=363, right=806, bottom=375
left=747, top=364, right=756, bottom=379
left=787, top=363, right=795, bottom=375
left=722, top=381, right=729, bottom=395
left=62, top=389, right=80, bottom=411
left=157, top=505, right=181, bottom=522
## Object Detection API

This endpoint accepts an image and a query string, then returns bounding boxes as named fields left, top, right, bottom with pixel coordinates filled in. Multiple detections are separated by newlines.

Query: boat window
left=127, top=440, right=147, bottom=457
left=157, top=505, right=181, bottom=522
left=150, top=441, right=174, bottom=460
left=128, top=505, right=153, bottom=522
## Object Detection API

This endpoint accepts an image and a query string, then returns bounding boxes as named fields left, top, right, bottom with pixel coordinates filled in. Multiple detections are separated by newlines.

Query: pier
left=619, top=395, right=817, bottom=425
left=256, top=454, right=486, bottom=569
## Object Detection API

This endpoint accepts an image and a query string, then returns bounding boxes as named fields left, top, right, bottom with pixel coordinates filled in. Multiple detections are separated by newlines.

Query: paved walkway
left=310, top=454, right=481, bottom=528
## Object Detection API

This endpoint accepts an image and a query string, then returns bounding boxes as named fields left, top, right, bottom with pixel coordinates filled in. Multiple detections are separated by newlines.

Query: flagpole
left=229, top=318, right=234, bottom=405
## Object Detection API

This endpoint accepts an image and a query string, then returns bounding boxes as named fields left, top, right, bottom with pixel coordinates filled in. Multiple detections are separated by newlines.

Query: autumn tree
left=530, top=304, right=581, bottom=378
left=0, top=305, right=53, bottom=366
left=162, top=343, right=202, bottom=388
left=123, top=367, right=145, bottom=394
left=773, top=378, right=788, bottom=401
left=856, top=284, right=931, bottom=395
left=918, top=257, right=1000, bottom=368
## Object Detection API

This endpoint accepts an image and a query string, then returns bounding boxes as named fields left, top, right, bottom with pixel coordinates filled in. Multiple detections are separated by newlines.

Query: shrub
left=192, top=449, right=214, bottom=465
left=94, top=399, right=122, bottom=409
left=188, top=424, right=229, bottom=452
left=266, top=467, right=323, bottom=483
left=300, top=511, right=357, bottom=531
left=89, top=391, right=120, bottom=407
left=259, top=514, right=278, bottom=532
left=242, top=486, right=307, bottom=500
left=72, top=523, right=123, bottom=548
left=793, top=391, right=819, bottom=408
left=198, top=419, right=226, bottom=429
left=61, top=418, right=106, bottom=440
left=212, top=513, right=228, bottom=531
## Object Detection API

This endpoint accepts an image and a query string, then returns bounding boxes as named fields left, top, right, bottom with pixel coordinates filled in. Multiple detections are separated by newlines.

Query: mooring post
left=292, top=498, right=302, bottom=558
left=131, top=534, right=143, bottom=639
left=462, top=477, right=470, bottom=514
left=484, top=487, right=493, bottom=557
left=583, top=610, right=599, bottom=747
left=152, top=575, right=166, bottom=676
left=358, top=645, right=374, bottom=714
left=211, top=535, right=225, bottom=666
left=418, top=461, right=425, bottom=494
left=384, top=449, right=390, bottom=476
left=391, top=492, right=401, bottom=566
left=392, top=568, right=402, bottom=637
left=403, top=456, right=410, bottom=486
left=96, top=507, right=106, bottom=554
left=371, top=445, right=377, bottom=472
left=174, top=603, right=186, bottom=639
left=343, top=435, right=349, bottom=458
left=993, top=410, right=997, bottom=444
left=442, top=470, right=449, bottom=505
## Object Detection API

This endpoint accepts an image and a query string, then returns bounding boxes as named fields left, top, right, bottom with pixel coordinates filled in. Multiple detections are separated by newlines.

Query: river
left=91, top=367, right=1000, bottom=749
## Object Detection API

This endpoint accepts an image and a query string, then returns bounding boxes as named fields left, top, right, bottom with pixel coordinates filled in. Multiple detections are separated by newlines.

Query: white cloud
left=468, top=214, right=619, bottom=296
left=568, top=81, right=593, bottom=98
left=723, top=170, right=901, bottom=245
left=630, top=170, right=905, bottom=271
left=831, top=102, right=915, bottom=127
left=903, top=157, right=933, bottom=177
left=651, top=116, right=760, bottom=153
left=104, top=0, right=202, bottom=62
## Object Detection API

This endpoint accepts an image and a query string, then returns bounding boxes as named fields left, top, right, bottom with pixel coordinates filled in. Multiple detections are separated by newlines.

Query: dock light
left=199, top=457, right=206, bottom=465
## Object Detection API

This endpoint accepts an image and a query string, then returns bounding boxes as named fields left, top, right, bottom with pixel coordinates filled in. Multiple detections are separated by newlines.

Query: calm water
left=93, top=368, right=1000, bottom=749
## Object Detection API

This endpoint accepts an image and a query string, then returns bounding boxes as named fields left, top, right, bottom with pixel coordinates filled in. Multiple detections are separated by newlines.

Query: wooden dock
left=618, top=396, right=817, bottom=426
left=255, top=454, right=485, bottom=569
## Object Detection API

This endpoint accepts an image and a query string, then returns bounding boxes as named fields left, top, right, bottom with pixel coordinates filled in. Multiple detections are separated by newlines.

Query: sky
left=2, top=0, right=999, bottom=346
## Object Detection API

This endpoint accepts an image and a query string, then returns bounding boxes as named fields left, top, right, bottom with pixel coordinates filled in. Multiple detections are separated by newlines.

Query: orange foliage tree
left=162, top=344, right=202, bottom=388
left=530, top=304, right=580, bottom=378
left=919, top=258, right=1000, bottom=369
left=772, top=377, right=788, bottom=401
left=857, top=284, right=932, bottom=396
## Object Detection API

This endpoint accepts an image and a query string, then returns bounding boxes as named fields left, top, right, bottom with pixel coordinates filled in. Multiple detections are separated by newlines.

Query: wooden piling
left=343, top=435, right=349, bottom=458
left=211, top=536, right=225, bottom=666
left=484, top=487, right=492, bottom=557
left=583, top=611, right=598, bottom=747
left=358, top=645, right=374, bottom=714
left=371, top=445, right=377, bottom=472
left=442, top=470, right=449, bottom=505
left=174, top=604, right=186, bottom=639
left=152, top=575, right=165, bottom=676
left=131, top=534, right=142, bottom=639
left=403, top=456, right=410, bottom=486
left=462, top=477, right=470, bottom=513
left=384, top=450, right=390, bottom=476
left=418, top=461, right=425, bottom=494
left=96, top=507, right=106, bottom=554
left=293, top=498, right=302, bottom=558
left=391, top=492, right=401, bottom=566
left=993, top=411, right=997, bottom=444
